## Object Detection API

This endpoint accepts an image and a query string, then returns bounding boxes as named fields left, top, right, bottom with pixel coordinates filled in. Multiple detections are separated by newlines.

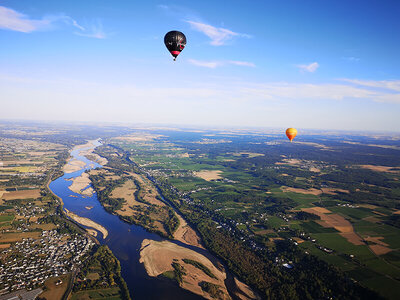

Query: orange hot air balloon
left=286, top=128, right=297, bottom=142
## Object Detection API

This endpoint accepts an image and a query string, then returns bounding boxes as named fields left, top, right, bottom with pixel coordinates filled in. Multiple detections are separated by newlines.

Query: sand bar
left=234, top=277, right=262, bottom=300
left=173, top=213, right=204, bottom=249
left=86, top=229, right=98, bottom=237
left=67, top=172, right=92, bottom=196
left=63, top=158, right=86, bottom=173
left=140, top=239, right=230, bottom=299
left=64, top=208, right=108, bottom=239
left=75, top=141, right=95, bottom=150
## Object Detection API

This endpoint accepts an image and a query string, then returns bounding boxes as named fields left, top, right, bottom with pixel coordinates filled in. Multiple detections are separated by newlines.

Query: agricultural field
left=0, top=137, right=69, bottom=248
left=39, top=274, right=72, bottom=300
left=0, top=137, right=67, bottom=188
left=2, top=123, right=400, bottom=299
left=106, top=129, right=400, bottom=299
left=0, top=135, right=88, bottom=299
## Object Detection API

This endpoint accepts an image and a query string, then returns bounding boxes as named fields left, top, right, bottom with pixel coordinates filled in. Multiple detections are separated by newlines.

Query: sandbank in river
left=64, top=208, right=108, bottom=239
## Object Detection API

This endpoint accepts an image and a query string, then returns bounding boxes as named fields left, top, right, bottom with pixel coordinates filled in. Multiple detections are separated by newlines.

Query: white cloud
left=1, top=74, right=400, bottom=131
left=229, top=61, right=255, bottom=67
left=74, top=21, right=106, bottom=39
left=188, top=59, right=255, bottom=68
left=2, top=73, right=398, bottom=104
left=297, top=62, right=319, bottom=73
left=187, top=59, right=221, bottom=68
left=342, top=56, right=360, bottom=62
left=0, top=6, right=51, bottom=32
left=0, top=6, right=106, bottom=39
left=241, top=82, right=376, bottom=101
left=186, top=20, right=250, bottom=46
left=339, top=79, right=400, bottom=92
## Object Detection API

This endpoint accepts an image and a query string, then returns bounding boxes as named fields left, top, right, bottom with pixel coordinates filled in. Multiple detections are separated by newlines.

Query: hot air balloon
left=164, top=31, right=186, bottom=61
left=286, top=128, right=297, bottom=142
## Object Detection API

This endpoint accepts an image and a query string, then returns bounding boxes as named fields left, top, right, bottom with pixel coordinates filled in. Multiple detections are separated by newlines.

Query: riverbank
left=173, top=213, right=204, bottom=249
left=64, top=208, right=108, bottom=239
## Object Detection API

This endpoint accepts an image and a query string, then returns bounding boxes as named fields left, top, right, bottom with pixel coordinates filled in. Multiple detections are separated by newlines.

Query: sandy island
left=79, top=140, right=108, bottom=166
left=67, top=172, right=94, bottom=196
left=139, top=239, right=258, bottom=300
left=63, top=159, right=86, bottom=173
left=64, top=208, right=108, bottom=239
left=64, top=140, right=107, bottom=174
left=140, top=239, right=231, bottom=299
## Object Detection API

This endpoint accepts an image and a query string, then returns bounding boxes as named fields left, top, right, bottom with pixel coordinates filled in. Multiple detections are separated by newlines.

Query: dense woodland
left=73, top=245, right=130, bottom=300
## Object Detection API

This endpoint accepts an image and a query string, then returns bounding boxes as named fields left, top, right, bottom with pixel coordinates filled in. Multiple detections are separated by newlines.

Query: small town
left=0, top=230, right=94, bottom=295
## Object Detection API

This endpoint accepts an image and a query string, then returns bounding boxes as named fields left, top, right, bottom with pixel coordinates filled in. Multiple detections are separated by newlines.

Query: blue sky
left=1, top=0, right=400, bottom=132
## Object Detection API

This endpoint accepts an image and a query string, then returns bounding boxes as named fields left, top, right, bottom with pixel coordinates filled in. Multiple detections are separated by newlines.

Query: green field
left=328, top=206, right=374, bottom=220
left=71, top=287, right=122, bottom=300
left=300, top=221, right=338, bottom=233
left=0, top=214, right=14, bottom=223
left=362, top=275, right=400, bottom=300
left=111, top=132, right=400, bottom=300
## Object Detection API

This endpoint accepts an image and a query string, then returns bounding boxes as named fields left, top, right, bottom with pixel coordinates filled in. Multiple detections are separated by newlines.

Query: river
left=49, top=140, right=204, bottom=299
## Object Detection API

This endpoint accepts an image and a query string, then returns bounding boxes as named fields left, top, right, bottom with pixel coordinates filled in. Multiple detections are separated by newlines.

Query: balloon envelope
left=286, top=128, right=297, bottom=142
left=164, top=31, right=186, bottom=60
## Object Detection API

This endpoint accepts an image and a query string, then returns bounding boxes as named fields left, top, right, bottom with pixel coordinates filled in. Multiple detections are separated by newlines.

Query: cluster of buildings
left=337, top=203, right=359, bottom=208
left=0, top=230, right=94, bottom=295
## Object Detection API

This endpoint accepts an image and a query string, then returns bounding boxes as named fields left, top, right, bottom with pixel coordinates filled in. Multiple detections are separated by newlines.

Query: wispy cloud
left=186, top=20, right=251, bottom=46
left=1, top=71, right=399, bottom=106
left=296, top=62, right=319, bottom=73
left=188, top=59, right=255, bottom=68
left=0, top=6, right=51, bottom=32
left=74, top=20, right=106, bottom=39
left=188, top=59, right=221, bottom=68
left=241, top=79, right=400, bottom=104
left=1, top=74, right=399, bottom=131
left=339, top=79, right=400, bottom=92
left=242, top=82, right=374, bottom=101
left=342, top=56, right=360, bottom=62
left=229, top=61, right=255, bottom=67
left=0, top=5, right=106, bottom=39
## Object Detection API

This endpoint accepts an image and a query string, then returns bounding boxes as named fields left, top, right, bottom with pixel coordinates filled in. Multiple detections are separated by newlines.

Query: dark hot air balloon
left=164, top=31, right=186, bottom=61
